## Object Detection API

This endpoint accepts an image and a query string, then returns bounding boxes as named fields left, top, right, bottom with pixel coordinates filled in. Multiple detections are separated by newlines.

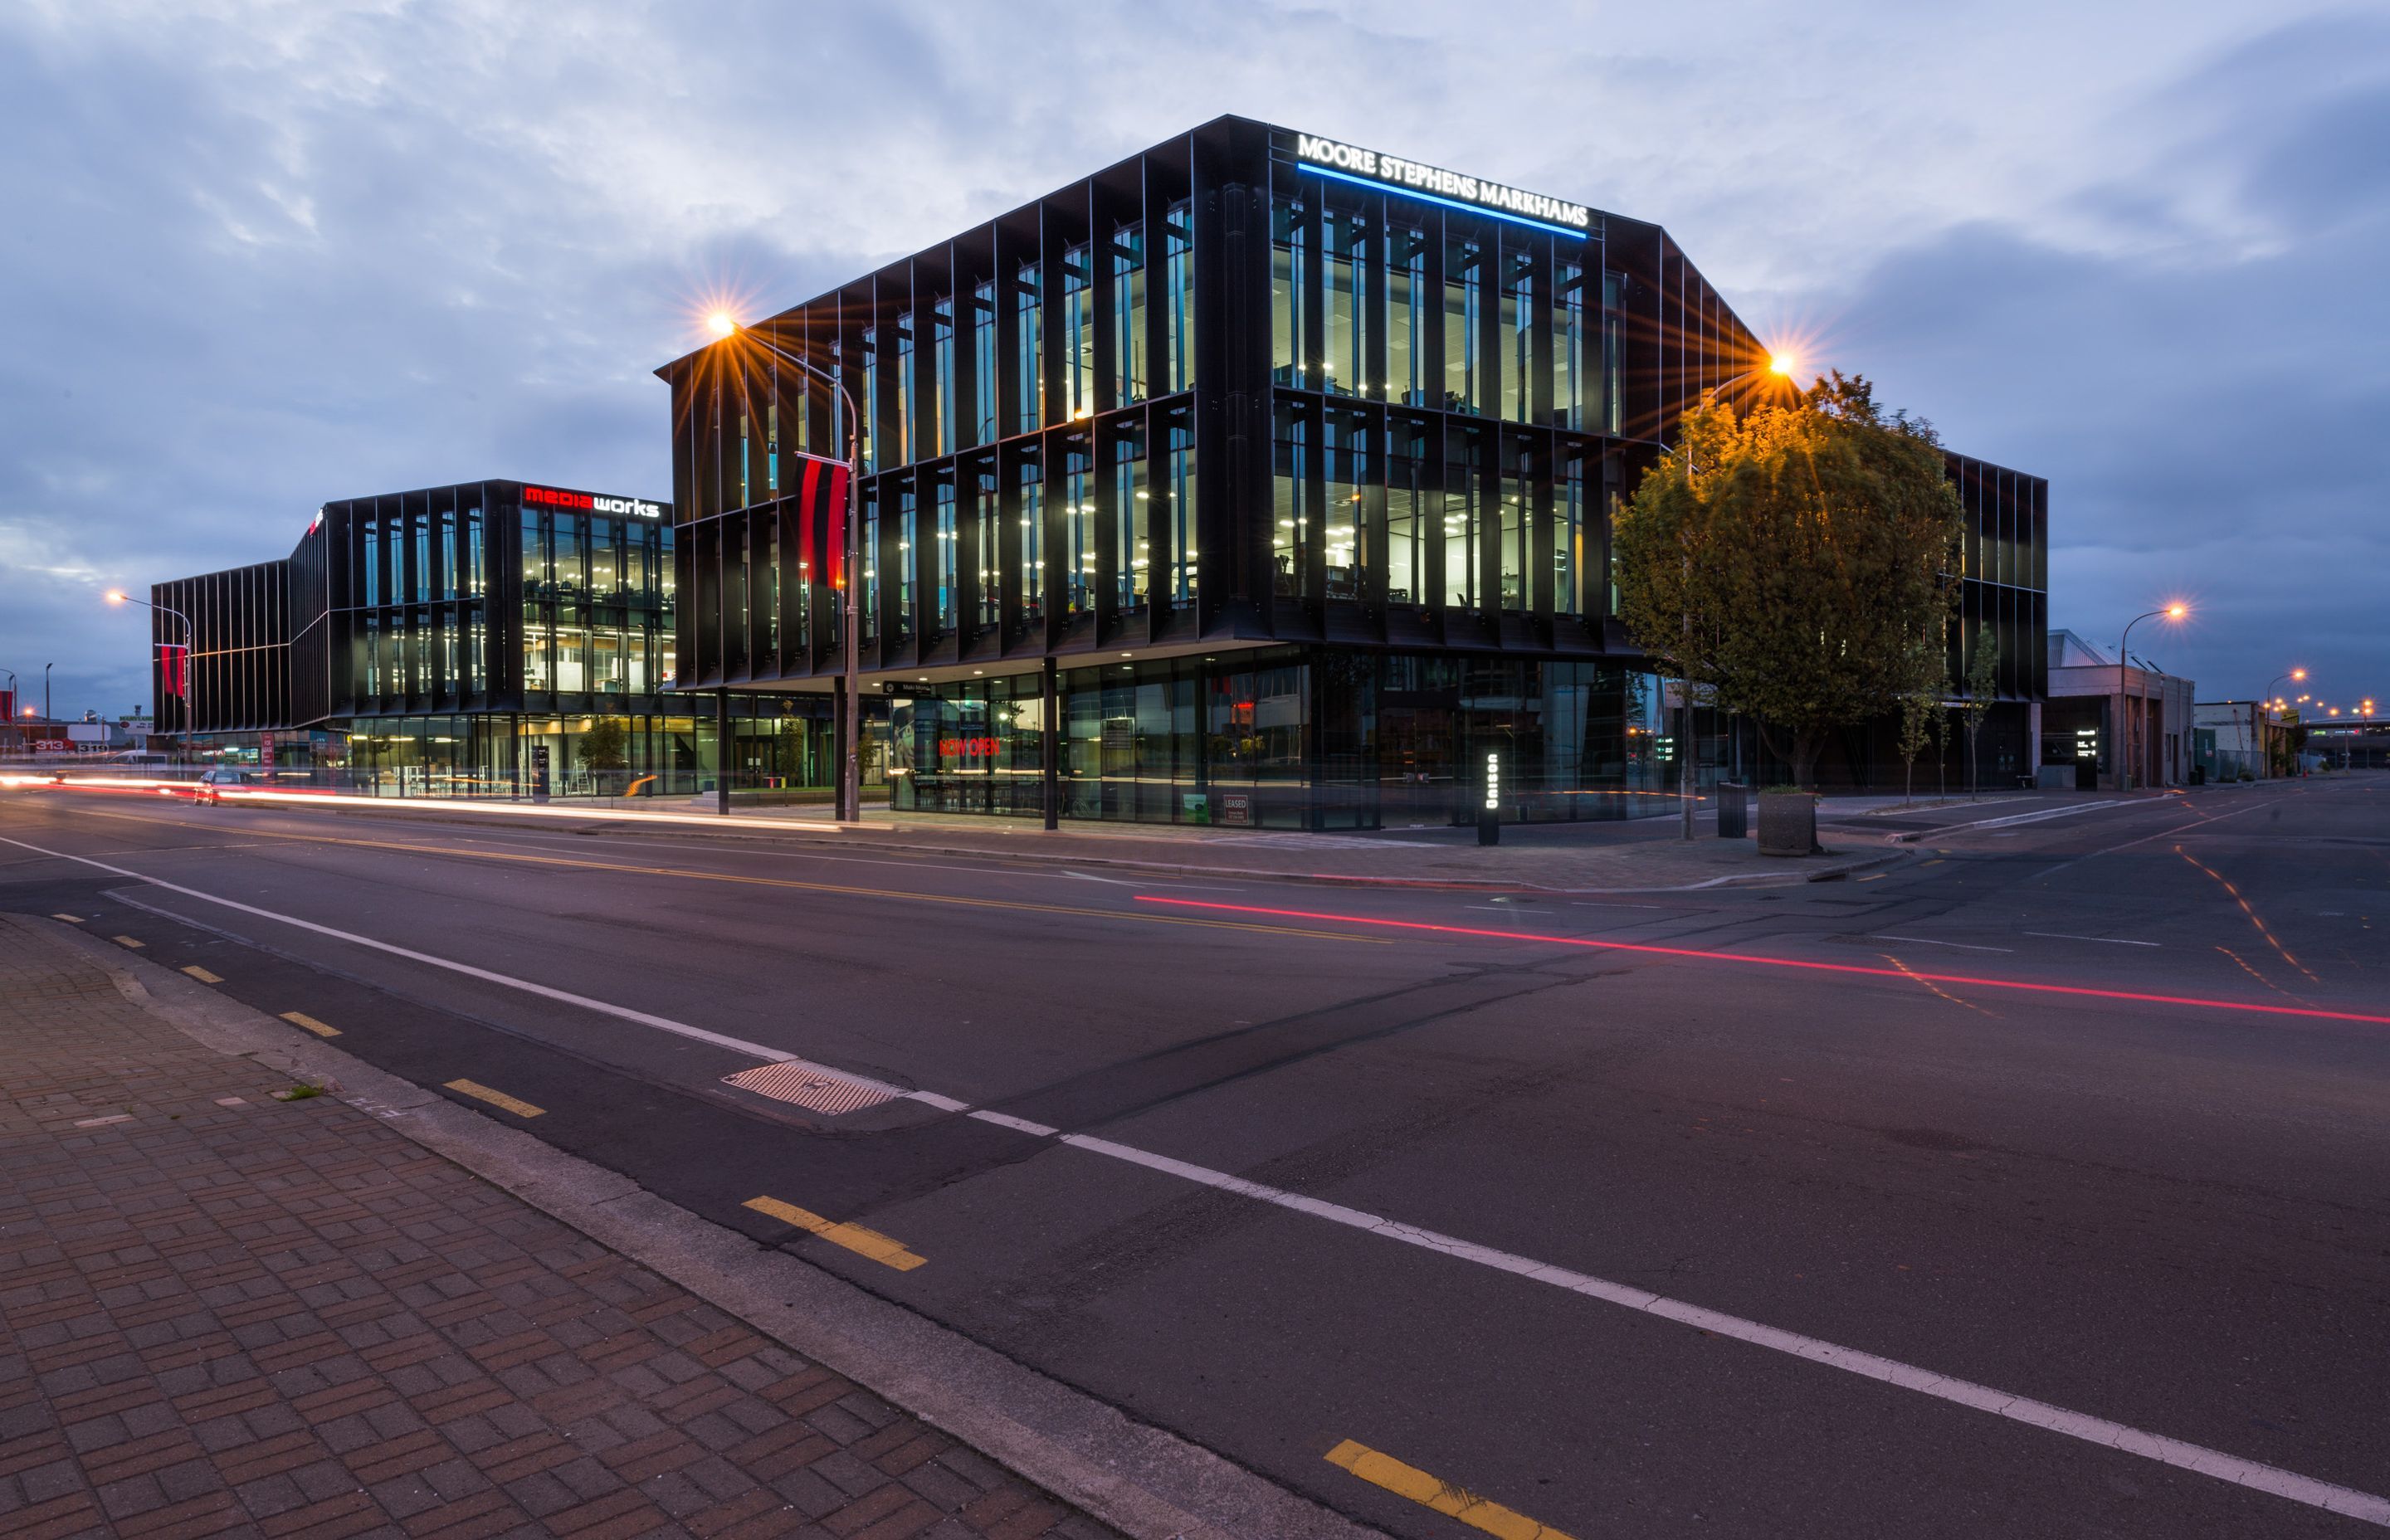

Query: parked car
left=194, top=768, right=263, bottom=807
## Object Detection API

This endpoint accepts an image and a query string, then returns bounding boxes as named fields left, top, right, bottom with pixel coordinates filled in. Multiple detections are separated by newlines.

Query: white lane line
left=1466, top=904, right=1557, bottom=914
left=14, top=827, right=2388, bottom=1528
left=1056, top=1134, right=2390, bottom=1529
left=1, top=833, right=942, bottom=1112
left=971, top=1109, right=1061, bottom=1137
left=2023, top=932, right=2163, bottom=948
left=1937, top=801, right=2140, bottom=834
left=1871, top=935, right=2015, bottom=953
left=1573, top=901, right=1670, bottom=910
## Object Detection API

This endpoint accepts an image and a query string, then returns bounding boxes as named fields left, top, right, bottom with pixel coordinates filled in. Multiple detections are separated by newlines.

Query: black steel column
left=1041, top=656, right=1059, bottom=830
left=715, top=690, right=730, bottom=815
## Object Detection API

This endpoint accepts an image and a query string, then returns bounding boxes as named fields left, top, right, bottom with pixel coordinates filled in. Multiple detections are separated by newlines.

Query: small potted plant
left=1757, top=784, right=1819, bottom=856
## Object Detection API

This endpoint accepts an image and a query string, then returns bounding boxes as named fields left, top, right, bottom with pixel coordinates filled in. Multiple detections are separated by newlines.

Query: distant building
left=2044, top=630, right=2194, bottom=790
left=2193, top=699, right=2292, bottom=781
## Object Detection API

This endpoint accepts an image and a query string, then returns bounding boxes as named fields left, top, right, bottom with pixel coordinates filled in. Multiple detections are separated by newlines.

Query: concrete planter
left=1757, top=790, right=1819, bottom=856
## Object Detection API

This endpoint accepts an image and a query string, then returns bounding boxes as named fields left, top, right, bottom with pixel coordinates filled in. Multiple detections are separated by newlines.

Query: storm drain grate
left=723, top=1060, right=901, bottom=1116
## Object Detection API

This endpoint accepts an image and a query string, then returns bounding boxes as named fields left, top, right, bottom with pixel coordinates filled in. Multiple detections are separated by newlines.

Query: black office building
left=648, top=117, right=2046, bottom=827
left=153, top=480, right=817, bottom=793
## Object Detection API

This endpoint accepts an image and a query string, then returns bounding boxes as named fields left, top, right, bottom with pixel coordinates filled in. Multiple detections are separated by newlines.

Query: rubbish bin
left=1715, top=780, right=1749, bottom=839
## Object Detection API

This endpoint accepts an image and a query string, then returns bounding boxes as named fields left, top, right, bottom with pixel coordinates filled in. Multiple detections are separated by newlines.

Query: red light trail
left=1133, top=898, right=2390, bottom=1027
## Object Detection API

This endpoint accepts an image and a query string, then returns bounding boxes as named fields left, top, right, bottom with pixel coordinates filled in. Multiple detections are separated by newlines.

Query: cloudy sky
left=3, top=0, right=2382, bottom=724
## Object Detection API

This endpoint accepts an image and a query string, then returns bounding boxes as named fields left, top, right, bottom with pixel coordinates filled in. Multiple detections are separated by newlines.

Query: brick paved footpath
left=0, top=915, right=1123, bottom=1540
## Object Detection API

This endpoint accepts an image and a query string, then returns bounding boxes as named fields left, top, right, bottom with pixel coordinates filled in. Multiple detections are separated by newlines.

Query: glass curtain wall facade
left=658, top=116, right=2049, bottom=826
left=157, top=480, right=817, bottom=799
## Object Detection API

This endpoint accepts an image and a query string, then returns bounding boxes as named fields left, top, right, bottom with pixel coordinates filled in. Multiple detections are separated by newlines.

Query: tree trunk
left=1968, top=725, right=1981, bottom=801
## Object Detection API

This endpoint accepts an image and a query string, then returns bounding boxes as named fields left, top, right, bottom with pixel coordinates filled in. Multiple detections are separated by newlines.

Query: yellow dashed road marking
left=52, top=913, right=84, bottom=922
left=280, top=1011, right=339, bottom=1038
left=744, top=1196, right=926, bottom=1272
left=111, top=934, right=144, bottom=949
left=180, top=965, right=223, bottom=983
left=1324, top=1440, right=1576, bottom=1539
left=443, top=1079, right=544, bottom=1118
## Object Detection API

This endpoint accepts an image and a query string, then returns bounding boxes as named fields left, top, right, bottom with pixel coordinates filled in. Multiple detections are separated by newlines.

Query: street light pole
left=105, top=593, right=193, bottom=761
left=2262, top=670, right=2307, bottom=780
left=2116, top=604, right=2185, bottom=791
left=1647, top=356, right=1796, bottom=841
left=710, top=318, right=866, bottom=824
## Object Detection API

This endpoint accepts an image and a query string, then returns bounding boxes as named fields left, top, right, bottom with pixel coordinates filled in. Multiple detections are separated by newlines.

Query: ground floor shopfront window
left=886, top=649, right=1680, bottom=830
left=341, top=706, right=832, bottom=800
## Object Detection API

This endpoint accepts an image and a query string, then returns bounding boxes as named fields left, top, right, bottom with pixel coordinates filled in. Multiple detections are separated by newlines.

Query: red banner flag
left=160, top=645, right=188, bottom=699
left=791, top=453, right=848, bottom=595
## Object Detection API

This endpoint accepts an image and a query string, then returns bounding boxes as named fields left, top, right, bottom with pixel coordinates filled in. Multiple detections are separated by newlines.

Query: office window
left=1111, top=222, right=1145, bottom=408
left=1386, top=226, right=1427, bottom=407
left=1062, top=437, right=1093, bottom=614
left=411, top=610, right=430, bottom=694
left=591, top=524, right=618, bottom=594
left=1271, top=195, right=1308, bottom=387
left=465, top=509, right=484, bottom=597
left=971, top=461, right=999, bottom=628
left=438, top=509, right=457, bottom=600
left=931, top=303, right=954, bottom=460
left=1017, top=450, right=1044, bottom=623
left=859, top=328, right=878, bottom=472
left=1502, top=250, right=1535, bottom=422
left=1445, top=237, right=1483, bottom=413
left=413, top=519, right=431, bottom=602
left=1324, top=409, right=1366, bottom=600
left=1162, top=409, right=1196, bottom=607
left=1445, top=425, right=1483, bottom=609
left=895, top=480, right=917, bottom=641
left=764, top=401, right=780, bottom=497
left=555, top=626, right=585, bottom=692
left=436, top=612, right=456, bottom=690
left=363, top=523, right=382, bottom=607
left=971, top=280, right=998, bottom=446
left=591, top=628, right=625, bottom=694
left=1323, top=208, right=1368, bottom=397
left=556, top=517, right=585, bottom=597
left=739, top=411, right=754, bottom=507
left=1386, top=418, right=1426, bottom=606
left=1061, top=245, right=1093, bottom=420
left=861, top=481, right=880, bottom=644
left=1603, top=271, right=1624, bottom=436
left=1012, top=262, right=1043, bottom=435
left=932, top=472, right=957, bottom=633
left=1500, top=440, right=1529, bottom=611
left=756, top=512, right=778, bottom=658
left=1554, top=262, right=1587, bottom=431
left=1273, top=401, right=1307, bottom=598
left=1163, top=200, right=1194, bottom=393
left=466, top=611, right=485, bottom=694
left=1557, top=449, right=1587, bottom=616
left=521, top=511, right=546, bottom=593
left=363, top=614, right=382, bottom=694
left=892, top=314, right=915, bottom=467
left=1113, top=422, right=1147, bottom=611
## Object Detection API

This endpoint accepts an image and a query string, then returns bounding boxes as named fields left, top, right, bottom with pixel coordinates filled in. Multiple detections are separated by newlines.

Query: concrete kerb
left=225, top=793, right=1910, bottom=894
left=27, top=916, right=1382, bottom=1540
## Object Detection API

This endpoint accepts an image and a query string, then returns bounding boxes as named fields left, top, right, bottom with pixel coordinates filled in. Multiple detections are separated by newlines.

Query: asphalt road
left=4, top=777, right=2386, bottom=1538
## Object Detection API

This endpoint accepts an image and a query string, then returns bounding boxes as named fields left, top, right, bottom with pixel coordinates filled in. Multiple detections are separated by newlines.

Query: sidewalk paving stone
left=0, top=914, right=1124, bottom=1540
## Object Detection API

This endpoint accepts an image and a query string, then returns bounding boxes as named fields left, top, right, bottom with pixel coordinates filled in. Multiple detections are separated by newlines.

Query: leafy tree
left=1894, top=632, right=1945, bottom=807
left=1957, top=625, right=1998, bottom=799
left=576, top=716, right=630, bottom=773
left=1614, top=373, right=1964, bottom=789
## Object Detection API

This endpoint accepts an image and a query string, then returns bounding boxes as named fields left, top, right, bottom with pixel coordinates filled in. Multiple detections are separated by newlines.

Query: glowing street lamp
left=2118, top=603, right=2189, bottom=791
left=705, top=315, right=866, bottom=823
left=1655, top=348, right=1802, bottom=839
left=106, top=590, right=196, bottom=761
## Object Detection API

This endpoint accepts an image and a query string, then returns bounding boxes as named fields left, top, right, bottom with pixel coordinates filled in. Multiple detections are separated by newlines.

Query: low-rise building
left=2043, top=630, right=2194, bottom=790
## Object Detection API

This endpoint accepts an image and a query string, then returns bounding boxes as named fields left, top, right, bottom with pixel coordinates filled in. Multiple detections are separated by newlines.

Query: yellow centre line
left=1324, top=1440, right=1576, bottom=1540
left=280, top=1011, right=340, bottom=1038
left=51, top=913, right=83, bottom=923
left=444, top=1079, right=544, bottom=1118
left=111, top=934, right=144, bottom=949
left=180, top=965, right=223, bottom=984
left=744, top=1196, right=926, bottom=1271
left=153, top=821, right=1387, bottom=946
